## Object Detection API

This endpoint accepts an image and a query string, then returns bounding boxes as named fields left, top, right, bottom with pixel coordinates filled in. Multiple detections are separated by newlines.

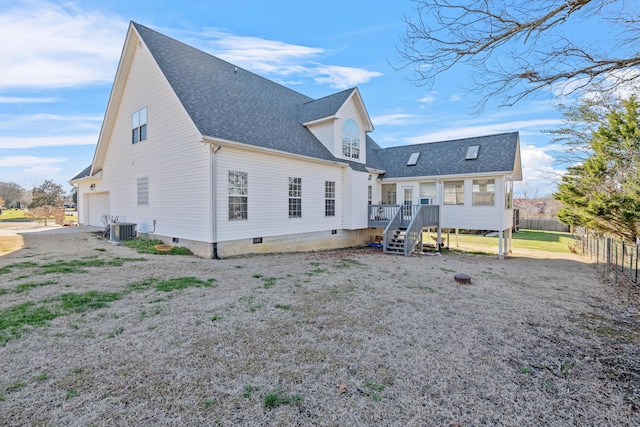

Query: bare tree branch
left=397, top=0, right=640, bottom=110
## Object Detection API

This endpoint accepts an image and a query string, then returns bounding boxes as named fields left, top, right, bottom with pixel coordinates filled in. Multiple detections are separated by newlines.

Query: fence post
left=606, top=238, right=612, bottom=270
left=613, top=243, right=618, bottom=285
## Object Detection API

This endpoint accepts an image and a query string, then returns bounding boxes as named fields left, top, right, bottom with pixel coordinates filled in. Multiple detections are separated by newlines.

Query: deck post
left=436, top=226, right=442, bottom=251
left=498, top=229, right=504, bottom=259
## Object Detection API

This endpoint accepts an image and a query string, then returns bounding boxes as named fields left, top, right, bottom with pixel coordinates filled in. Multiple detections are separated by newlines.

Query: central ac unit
left=110, top=222, right=137, bottom=243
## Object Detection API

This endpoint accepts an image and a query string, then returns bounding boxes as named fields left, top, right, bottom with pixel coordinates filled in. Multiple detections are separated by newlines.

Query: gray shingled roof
left=298, top=89, right=355, bottom=124
left=374, top=132, right=519, bottom=178
left=133, top=22, right=339, bottom=163
left=70, top=165, right=92, bottom=181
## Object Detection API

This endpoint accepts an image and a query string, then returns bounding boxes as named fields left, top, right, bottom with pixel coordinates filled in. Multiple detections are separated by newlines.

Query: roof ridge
left=131, top=21, right=314, bottom=103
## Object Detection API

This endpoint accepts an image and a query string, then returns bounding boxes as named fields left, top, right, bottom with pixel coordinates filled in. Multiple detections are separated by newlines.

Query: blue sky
left=1, top=0, right=571, bottom=196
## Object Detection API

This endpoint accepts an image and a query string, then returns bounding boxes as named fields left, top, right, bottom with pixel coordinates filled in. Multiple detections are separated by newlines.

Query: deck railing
left=368, top=204, right=401, bottom=228
left=402, top=205, right=440, bottom=256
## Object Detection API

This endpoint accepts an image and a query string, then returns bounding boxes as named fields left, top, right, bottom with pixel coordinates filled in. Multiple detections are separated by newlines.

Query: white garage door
left=86, top=192, right=110, bottom=226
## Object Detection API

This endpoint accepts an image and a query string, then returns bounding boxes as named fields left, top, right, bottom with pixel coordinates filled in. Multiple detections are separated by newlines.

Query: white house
left=70, top=22, right=522, bottom=258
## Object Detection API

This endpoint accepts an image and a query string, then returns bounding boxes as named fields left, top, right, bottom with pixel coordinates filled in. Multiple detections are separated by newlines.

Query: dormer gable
left=300, top=87, right=373, bottom=164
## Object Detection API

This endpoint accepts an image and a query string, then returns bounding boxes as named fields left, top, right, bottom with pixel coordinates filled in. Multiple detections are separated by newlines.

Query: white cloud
left=0, top=135, right=97, bottom=149
left=371, top=113, right=415, bottom=126
left=449, top=94, right=462, bottom=102
left=418, top=93, right=436, bottom=103
left=23, top=165, right=63, bottom=176
left=405, top=119, right=562, bottom=144
left=0, top=0, right=127, bottom=89
left=0, top=155, right=66, bottom=167
left=0, top=96, right=59, bottom=103
left=313, top=65, right=383, bottom=89
left=177, top=27, right=383, bottom=89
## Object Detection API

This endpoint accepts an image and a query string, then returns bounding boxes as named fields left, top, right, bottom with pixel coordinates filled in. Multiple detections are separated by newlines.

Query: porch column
left=498, top=229, right=504, bottom=259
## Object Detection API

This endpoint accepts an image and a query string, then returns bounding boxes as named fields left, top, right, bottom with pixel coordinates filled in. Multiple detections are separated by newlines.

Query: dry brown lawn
left=0, top=225, right=639, bottom=426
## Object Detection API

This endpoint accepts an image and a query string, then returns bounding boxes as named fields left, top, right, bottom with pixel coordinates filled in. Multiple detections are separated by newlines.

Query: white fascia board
left=380, top=171, right=513, bottom=182
left=202, top=136, right=350, bottom=167
left=302, top=116, right=337, bottom=127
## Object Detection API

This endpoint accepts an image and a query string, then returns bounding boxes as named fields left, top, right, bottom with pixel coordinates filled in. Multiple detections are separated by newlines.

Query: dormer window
left=466, top=144, right=479, bottom=160
left=342, top=119, right=360, bottom=159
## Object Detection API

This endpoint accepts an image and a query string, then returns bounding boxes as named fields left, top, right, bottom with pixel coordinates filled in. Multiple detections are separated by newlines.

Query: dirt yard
left=0, top=224, right=639, bottom=426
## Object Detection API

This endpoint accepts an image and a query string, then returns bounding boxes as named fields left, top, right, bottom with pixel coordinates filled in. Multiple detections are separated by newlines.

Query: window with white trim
left=472, top=179, right=496, bottom=206
left=289, top=177, right=302, bottom=218
left=228, top=171, right=248, bottom=220
left=505, top=178, right=513, bottom=209
left=341, top=118, right=360, bottom=159
left=443, top=181, right=464, bottom=205
left=137, top=177, right=149, bottom=206
left=132, top=107, right=148, bottom=144
left=325, top=181, right=335, bottom=216
left=472, top=179, right=495, bottom=206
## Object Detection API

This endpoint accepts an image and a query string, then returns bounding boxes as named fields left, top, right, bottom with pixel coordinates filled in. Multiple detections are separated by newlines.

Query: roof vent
left=466, top=145, right=480, bottom=160
left=407, top=152, right=420, bottom=166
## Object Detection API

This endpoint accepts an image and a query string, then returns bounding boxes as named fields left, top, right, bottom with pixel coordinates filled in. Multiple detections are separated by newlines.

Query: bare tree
left=398, top=0, right=640, bottom=109
left=0, top=182, right=26, bottom=207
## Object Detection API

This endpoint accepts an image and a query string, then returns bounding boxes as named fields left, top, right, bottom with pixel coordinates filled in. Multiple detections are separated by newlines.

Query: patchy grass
left=262, top=277, right=277, bottom=289
left=335, top=258, right=365, bottom=269
left=450, top=230, right=579, bottom=254
left=14, top=280, right=58, bottom=294
left=263, top=388, right=302, bottom=408
left=155, top=277, right=214, bottom=292
left=0, top=261, right=39, bottom=275
left=0, top=291, right=121, bottom=344
left=122, top=238, right=193, bottom=255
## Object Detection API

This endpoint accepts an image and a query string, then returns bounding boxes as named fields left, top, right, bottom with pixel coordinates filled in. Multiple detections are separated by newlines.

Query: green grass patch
left=243, top=385, right=259, bottom=399
left=122, top=238, right=193, bottom=255
left=54, top=291, right=121, bottom=313
left=33, top=372, right=48, bottom=381
left=155, top=277, right=213, bottom=292
left=364, top=379, right=385, bottom=401
left=0, top=209, right=30, bottom=222
left=0, top=302, right=58, bottom=344
left=0, top=261, right=39, bottom=275
left=65, top=388, right=78, bottom=399
left=107, top=326, right=125, bottom=338
left=262, top=277, right=277, bottom=289
left=126, top=278, right=156, bottom=293
left=335, top=258, right=365, bottom=269
left=0, top=290, right=123, bottom=344
left=274, top=304, right=292, bottom=311
left=448, top=230, right=580, bottom=254
left=263, top=388, right=302, bottom=408
left=14, top=280, right=58, bottom=294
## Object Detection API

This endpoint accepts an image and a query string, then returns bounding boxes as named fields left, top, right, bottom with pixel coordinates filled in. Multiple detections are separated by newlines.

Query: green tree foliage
left=553, top=96, right=640, bottom=240
left=30, top=180, right=64, bottom=209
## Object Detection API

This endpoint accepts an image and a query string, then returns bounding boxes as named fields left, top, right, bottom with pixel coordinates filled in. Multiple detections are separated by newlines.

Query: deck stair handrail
left=382, top=207, right=404, bottom=254
left=402, top=205, right=440, bottom=256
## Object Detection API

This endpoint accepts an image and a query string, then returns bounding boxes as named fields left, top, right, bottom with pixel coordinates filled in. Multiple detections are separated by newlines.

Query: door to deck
left=402, top=187, right=413, bottom=221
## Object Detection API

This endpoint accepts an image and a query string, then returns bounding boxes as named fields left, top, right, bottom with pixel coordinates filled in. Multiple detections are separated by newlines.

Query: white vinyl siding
left=98, top=37, right=211, bottom=238
left=215, top=145, right=348, bottom=241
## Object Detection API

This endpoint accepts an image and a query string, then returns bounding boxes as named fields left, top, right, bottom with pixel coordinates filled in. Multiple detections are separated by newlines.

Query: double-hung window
left=325, top=181, right=335, bottom=216
left=132, top=107, right=148, bottom=144
left=228, top=171, right=248, bottom=220
left=289, top=177, right=302, bottom=218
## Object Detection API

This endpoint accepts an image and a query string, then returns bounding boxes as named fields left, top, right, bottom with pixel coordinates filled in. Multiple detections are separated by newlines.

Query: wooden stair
left=385, top=228, right=407, bottom=254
